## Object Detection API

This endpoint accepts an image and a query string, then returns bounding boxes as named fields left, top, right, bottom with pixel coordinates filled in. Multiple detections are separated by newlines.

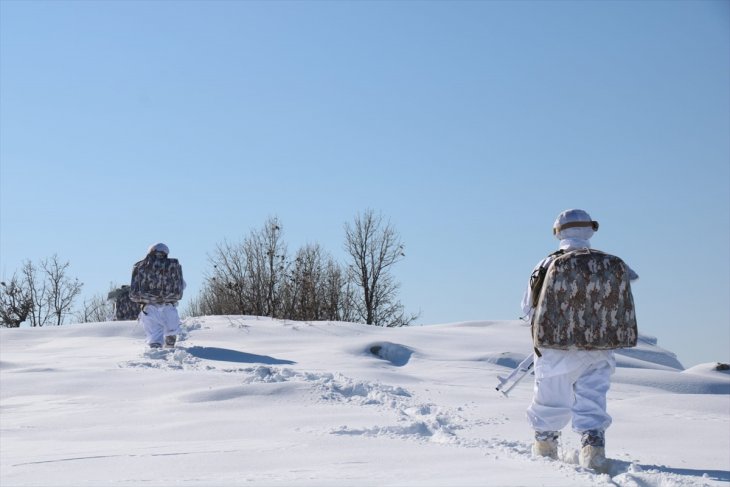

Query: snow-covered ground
left=1, top=317, right=728, bottom=486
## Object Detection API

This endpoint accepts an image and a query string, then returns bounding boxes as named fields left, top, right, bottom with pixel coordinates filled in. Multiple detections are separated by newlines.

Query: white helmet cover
left=147, top=243, right=170, bottom=255
left=553, top=209, right=599, bottom=240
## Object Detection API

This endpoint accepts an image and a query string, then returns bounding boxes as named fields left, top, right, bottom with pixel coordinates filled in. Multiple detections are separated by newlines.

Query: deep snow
left=1, top=317, right=728, bottom=486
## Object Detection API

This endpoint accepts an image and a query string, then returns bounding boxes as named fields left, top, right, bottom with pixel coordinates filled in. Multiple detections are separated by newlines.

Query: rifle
left=495, top=354, right=535, bottom=397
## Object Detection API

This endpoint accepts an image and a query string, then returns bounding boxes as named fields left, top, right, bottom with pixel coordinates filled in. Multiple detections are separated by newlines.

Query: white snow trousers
left=139, top=303, right=181, bottom=346
left=527, top=349, right=615, bottom=434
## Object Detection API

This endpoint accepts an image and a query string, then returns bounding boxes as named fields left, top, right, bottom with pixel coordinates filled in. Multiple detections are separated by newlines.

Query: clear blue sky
left=1, top=0, right=728, bottom=367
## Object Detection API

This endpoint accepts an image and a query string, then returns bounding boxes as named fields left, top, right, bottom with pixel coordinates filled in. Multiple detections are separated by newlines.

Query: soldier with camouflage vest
left=521, top=209, right=638, bottom=472
left=107, top=285, right=141, bottom=321
left=130, top=243, right=185, bottom=349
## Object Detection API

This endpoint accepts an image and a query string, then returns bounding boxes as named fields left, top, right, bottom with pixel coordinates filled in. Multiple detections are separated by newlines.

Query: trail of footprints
left=120, top=327, right=680, bottom=485
left=122, top=346, right=508, bottom=451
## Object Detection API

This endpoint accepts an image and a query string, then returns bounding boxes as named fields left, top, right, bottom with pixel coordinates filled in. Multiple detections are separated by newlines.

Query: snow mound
left=614, top=367, right=730, bottom=394
left=683, top=362, right=730, bottom=377
left=367, top=342, right=413, bottom=366
left=478, top=352, right=529, bottom=369
left=615, top=335, right=684, bottom=370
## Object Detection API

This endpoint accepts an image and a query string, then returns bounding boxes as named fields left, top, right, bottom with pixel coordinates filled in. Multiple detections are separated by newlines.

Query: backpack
left=129, top=254, right=184, bottom=304
left=531, top=248, right=637, bottom=351
left=107, top=285, right=141, bottom=320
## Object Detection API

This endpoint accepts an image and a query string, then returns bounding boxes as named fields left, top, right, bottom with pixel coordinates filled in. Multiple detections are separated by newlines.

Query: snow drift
left=1, top=317, right=728, bottom=486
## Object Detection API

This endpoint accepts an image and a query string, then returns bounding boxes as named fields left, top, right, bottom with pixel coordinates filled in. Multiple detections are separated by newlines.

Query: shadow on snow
left=611, top=459, right=730, bottom=482
left=186, top=346, right=296, bottom=366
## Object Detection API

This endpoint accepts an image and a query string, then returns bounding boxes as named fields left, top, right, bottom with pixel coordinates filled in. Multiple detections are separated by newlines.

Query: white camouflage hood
left=553, top=209, right=597, bottom=249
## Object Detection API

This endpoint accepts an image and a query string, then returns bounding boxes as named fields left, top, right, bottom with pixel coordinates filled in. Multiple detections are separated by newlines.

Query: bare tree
left=344, top=210, right=417, bottom=327
left=320, top=253, right=354, bottom=322
left=43, top=255, right=83, bottom=326
left=283, top=243, right=329, bottom=321
left=76, top=293, right=112, bottom=323
left=205, top=239, right=251, bottom=315
left=18, top=256, right=83, bottom=327
left=182, top=292, right=207, bottom=318
left=187, top=214, right=409, bottom=325
left=247, top=216, right=287, bottom=317
left=0, top=274, right=33, bottom=328
left=22, top=260, right=51, bottom=327
left=190, top=217, right=289, bottom=318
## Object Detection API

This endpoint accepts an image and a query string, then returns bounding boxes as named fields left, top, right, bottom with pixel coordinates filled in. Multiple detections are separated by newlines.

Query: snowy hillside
left=1, top=317, right=728, bottom=486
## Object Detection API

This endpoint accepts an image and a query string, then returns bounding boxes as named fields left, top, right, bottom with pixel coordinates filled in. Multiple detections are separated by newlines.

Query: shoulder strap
left=529, top=249, right=564, bottom=308
left=530, top=249, right=566, bottom=357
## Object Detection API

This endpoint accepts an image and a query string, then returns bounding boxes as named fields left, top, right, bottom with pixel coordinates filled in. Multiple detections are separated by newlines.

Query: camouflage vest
left=532, top=249, right=637, bottom=350
left=108, top=286, right=141, bottom=320
left=129, top=254, right=184, bottom=304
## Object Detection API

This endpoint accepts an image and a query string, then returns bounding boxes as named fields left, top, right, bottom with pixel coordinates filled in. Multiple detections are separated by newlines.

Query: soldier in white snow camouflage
left=521, top=209, right=639, bottom=472
left=130, top=243, right=185, bottom=349
left=107, top=285, right=141, bottom=321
